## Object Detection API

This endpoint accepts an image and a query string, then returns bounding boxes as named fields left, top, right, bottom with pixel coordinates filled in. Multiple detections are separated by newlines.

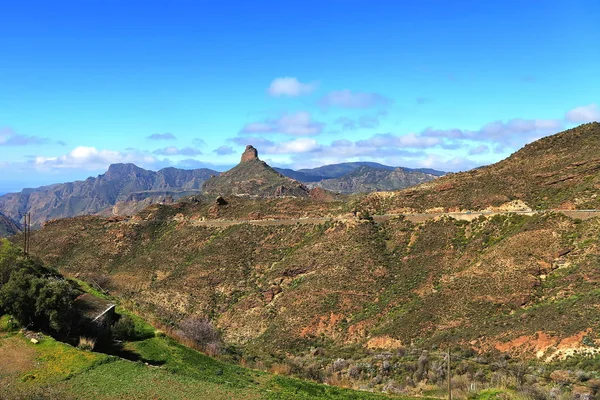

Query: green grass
left=1, top=329, right=415, bottom=400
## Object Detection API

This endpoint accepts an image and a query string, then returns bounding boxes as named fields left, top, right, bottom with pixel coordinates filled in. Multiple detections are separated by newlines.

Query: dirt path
left=191, top=210, right=600, bottom=228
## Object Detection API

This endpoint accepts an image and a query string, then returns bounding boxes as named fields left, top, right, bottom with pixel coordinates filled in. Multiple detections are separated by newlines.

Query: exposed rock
left=274, top=185, right=286, bottom=197
left=263, top=285, right=282, bottom=303
left=241, top=145, right=259, bottom=162
left=311, top=347, right=325, bottom=356
left=572, top=385, right=594, bottom=399
left=215, top=196, right=228, bottom=206
left=549, top=369, right=575, bottom=384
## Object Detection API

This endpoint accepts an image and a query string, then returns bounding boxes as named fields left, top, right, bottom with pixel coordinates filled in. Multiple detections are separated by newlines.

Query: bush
left=177, top=317, right=221, bottom=350
left=0, top=240, right=79, bottom=334
left=112, top=315, right=136, bottom=340
left=89, top=274, right=112, bottom=292
left=78, top=336, right=96, bottom=351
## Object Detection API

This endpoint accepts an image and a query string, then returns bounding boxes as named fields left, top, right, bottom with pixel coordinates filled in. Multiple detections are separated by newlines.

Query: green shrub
left=112, top=315, right=136, bottom=340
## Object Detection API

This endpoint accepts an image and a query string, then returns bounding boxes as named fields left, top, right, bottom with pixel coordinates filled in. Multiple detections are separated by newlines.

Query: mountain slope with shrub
left=24, top=200, right=600, bottom=357
left=202, top=145, right=310, bottom=197
left=0, top=239, right=409, bottom=400
left=360, top=122, right=600, bottom=213
left=20, top=199, right=600, bottom=397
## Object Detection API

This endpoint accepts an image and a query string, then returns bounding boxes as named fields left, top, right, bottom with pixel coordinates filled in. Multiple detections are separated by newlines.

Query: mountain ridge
left=360, top=122, right=600, bottom=213
left=0, top=164, right=218, bottom=227
left=308, top=165, right=438, bottom=194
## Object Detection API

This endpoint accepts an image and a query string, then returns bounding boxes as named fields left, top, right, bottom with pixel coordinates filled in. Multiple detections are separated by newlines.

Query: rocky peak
left=105, top=163, right=147, bottom=178
left=241, top=145, right=259, bottom=163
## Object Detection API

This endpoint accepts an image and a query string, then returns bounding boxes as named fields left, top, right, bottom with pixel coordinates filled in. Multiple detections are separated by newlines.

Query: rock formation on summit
left=241, top=145, right=259, bottom=162
left=202, top=145, right=310, bottom=198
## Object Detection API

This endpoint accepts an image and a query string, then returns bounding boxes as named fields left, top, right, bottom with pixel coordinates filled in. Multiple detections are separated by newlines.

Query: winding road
left=191, top=209, right=600, bottom=228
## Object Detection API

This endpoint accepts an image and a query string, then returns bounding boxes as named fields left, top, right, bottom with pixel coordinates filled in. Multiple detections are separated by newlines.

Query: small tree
left=178, top=317, right=220, bottom=350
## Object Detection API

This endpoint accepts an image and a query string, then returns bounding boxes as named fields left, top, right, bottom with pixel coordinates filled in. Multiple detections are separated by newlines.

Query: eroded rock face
left=241, top=145, right=258, bottom=163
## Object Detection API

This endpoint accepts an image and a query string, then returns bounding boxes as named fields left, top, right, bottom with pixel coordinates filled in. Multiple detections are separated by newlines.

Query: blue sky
left=1, top=0, right=599, bottom=192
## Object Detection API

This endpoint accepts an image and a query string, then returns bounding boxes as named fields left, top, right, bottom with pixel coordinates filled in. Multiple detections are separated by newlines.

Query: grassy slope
left=360, top=122, right=600, bottom=212
left=0, top=315, right=417, bottom=400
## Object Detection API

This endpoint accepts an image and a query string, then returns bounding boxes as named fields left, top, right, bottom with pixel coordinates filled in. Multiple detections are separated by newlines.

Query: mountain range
left=0, top=164, right=217, bottom=228
left=0, top=148, right=443, bottom=231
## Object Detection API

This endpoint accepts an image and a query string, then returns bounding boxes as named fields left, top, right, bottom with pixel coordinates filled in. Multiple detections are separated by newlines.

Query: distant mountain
left=275, top=162, right=445, bottom=183
left=203, top=146, right=310, bottom=197
left=308, top=165, right=438, bottom=194
left=272, top=168, right=324, bottom=183
left=0, top=212, right=20, bottom=237
left=0, top=164, right=218, bottom=227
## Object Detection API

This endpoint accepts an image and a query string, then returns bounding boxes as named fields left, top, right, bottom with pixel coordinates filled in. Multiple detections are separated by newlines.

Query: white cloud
left=356, top=133, right=441, bottom=148
left=240, top=111, right=324, bottom=136
left=416, top=154, right=476, bottom=171
left=421, top=118, right=562, bottom=145
left=230, top=137, right=276, bottom=148
left=319, top=90, right=391, bottom=109
left=334, top=115, right=381, bottom=131
left=267, top=77, right=317, bottom=97
left=468, top=144, right=490, bottom=155
left=34, top=146, right=158, bottom=171
left=0, top=127, right=51, bottom=146
left=213, top=145, right=235, bottom=155
left=565, top=104, right=600, bottom=123
left=264, top=138, right=322, bottom=154
left=152, top=146, right=202, bottom=156
left=148, top=132, right=176, bottom=140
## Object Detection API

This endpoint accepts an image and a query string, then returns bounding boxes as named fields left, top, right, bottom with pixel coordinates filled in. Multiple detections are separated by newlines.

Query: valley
left=2, top=123, right=600, bottom=399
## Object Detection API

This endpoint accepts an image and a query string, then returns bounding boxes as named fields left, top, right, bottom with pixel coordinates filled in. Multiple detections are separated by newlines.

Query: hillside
left=308, top=166, right=437, bottom=194
left=25, top=199, right=600, bottom=355
left=20, top=200, right=600, bottom=397
left=0, top=212, right=20, bottom=237
left=0, top=164, right=217, bottom=227
left=202, top=145, right=310, bottom=197
left=0, top=244, right=401, bottom=400
left=360, top=122, right=600, bottom=213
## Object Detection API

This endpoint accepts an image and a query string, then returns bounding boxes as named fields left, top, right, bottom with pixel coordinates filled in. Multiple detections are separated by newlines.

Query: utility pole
left=23, top=213, right=30, bottom=257
left=447, top=347, right=452, bottom=400
left=27, top=213, right=31, bottom=255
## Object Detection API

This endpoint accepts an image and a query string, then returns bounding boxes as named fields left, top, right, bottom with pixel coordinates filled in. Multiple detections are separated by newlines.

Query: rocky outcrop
left=241, top=145, right=259, bottom=163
